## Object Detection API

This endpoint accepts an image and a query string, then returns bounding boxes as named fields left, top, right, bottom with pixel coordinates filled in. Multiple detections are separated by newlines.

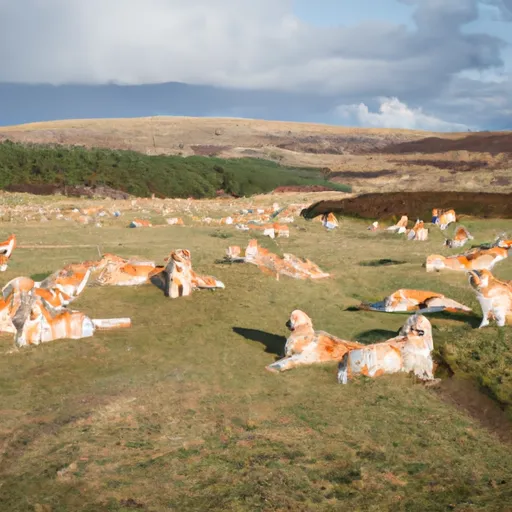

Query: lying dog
left=1, top=274, right=130, bottom=347
left=94, top=253, right=162, bottom=286
left=266, top=310, right=363, bottom=372
left=426, top=246, right=510, bottom=272
left=226, top=240, right=330, bottom=280
left=432, top=208, right=456, bottom=230
left=337, top=314, right=435, bottom=384
left=359, top=288, right=472, bottom=314
left=386, top=215, right=408, bottom=234
left=467, top=269, right=512, bottom=328
left=444, top=225, right=473, bottom=249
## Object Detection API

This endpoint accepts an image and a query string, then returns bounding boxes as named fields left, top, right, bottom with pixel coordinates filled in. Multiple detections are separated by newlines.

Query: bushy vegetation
left=0, top=141, right=351, bottom=198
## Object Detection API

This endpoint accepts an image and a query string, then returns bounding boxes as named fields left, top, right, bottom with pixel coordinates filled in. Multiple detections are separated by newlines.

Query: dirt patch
left=300, top=191, right=512, bottom=220
left=190, top=145, right=231, bottom=156
left=331, top=169, right=397, bottom=179
left=491, top=176, right=511, bottom=187
left=395, top=159, right=489, bottom=172
left=434, top=376, right=512, bottom=444
left=273, top=185, right=339, bottom=193
left=5, top=183, right=131, bottom=199
left=272, top=133, right=420, bottom=154
left=379, top=133, right=512, bottom=155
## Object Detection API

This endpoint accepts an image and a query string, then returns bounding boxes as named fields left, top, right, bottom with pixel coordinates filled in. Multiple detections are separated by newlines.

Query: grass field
left=1, top=200, right=512, bottom=511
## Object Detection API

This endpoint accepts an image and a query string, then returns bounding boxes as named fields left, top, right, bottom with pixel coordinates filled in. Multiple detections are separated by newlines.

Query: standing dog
left=467, top=269, right=512, bottom=328
left=266, top=310, right=363, bottom=372
left=337, top=314, right=435, bottom=384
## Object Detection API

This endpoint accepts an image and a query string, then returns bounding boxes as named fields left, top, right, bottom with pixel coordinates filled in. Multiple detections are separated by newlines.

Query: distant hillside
left=0, top=140, right=350, bottom=199
left=0, top=116, right=510, bottom=194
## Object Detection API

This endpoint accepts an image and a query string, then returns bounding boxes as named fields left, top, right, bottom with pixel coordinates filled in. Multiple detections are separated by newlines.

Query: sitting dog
left=407, top=220, right=428, bottom=241
left=432, top=208, right=456, bottom=230
left=163, top=249, right=224, bottom=298
left=467, top=269, right=512, bottom=328
left=337, top=314, right=435, bottom=384
left=322, top=213, right=338, bottom=230
left=266, top=310, right=363, bottom=372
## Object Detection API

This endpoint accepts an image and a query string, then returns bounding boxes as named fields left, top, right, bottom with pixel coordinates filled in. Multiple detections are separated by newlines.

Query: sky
left=0, top=0, right=511, bottom=131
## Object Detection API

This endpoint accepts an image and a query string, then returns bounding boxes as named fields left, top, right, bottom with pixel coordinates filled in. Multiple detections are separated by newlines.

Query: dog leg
left=337, top=354, right=349, bottom=384
left=478, top=301, right=492, bottom=328
left=265, top=353, right=314, bottom=372
left=494, top=308, right=507, bottom=327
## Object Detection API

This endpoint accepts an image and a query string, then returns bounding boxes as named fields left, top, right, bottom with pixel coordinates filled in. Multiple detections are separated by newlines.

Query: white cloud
left=0, top=0, right=507, bottom=97
left=336, top=97, right=471, bottom=132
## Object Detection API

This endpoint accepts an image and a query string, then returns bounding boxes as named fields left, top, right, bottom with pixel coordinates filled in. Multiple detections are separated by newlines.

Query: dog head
left=400, top=314, right=431, bottom=337
left=286, top=310, right=313, bottom=331
left=425, top=254, right=446, bottom=272
left=467, top=269, right=492, bottom=290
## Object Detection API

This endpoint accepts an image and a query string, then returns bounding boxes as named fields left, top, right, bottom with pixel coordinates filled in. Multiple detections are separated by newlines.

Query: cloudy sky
left=1, top=0, right=511, bottom=131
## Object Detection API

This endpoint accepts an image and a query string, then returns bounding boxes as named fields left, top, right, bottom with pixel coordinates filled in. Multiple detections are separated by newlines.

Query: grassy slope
left=2, top=116, right=510, bottom=194
left=0, top=204, right=511, bottom=511
left=0, top=141, right=350, bottom=198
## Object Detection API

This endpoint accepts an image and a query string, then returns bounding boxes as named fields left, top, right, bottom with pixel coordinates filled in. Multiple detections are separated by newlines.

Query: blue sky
left=0, top=0, right=510, bottom=131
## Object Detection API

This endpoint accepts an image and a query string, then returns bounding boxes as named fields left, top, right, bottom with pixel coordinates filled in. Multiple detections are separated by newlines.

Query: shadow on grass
left=233, top=327, right=286, bottom=357
left=346, top=306, right=481, bottom=328
left=358, top=258, right=407, bottom=267
left=150, top=271, right=166, bottom=293
left=355, top=329, right=397, bottom=345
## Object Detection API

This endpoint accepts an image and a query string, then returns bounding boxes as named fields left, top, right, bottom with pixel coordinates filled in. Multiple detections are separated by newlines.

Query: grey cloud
left=0, top=0, right=507, bottom=94
left=0, top=0, right=509, bottom=131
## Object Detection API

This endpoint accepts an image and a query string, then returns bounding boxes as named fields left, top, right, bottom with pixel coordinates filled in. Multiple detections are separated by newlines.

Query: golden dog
left=322, top=213, right=338, bottom=230
left=407, top=220, right=429, bottom=241
left=0, top=234, right=16, bottom=271
left=432, top=208, right=456, bottom=230
left=359, top=288, right=471, bottom=314
left=426, top=246, right=509, bottom=272
left=467, top=269, right=512, bottom=328
left=266, top=310, right=363, bottom=372
left=236, top=240, right=330, bottom=280
left=1, top=274, right=130, bottom=347
left=163, top=249, right=224, bottom=298
left=386, top=215, right=408, bottom=234
left=444, top=225, right=473, bottom=248
left=338, top=314, right=435, bottom=384
left=94, top=253, right=162, bottom=286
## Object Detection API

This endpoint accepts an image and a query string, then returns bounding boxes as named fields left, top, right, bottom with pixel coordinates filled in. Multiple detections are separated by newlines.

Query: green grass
left=0, top=210, right=511, bottom=511
left=0, top=141, right=351, bottom=198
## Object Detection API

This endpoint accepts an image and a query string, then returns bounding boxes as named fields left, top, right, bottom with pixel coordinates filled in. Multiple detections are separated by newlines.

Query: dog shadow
left=149, top=272, right=167, bottom=294
left=232, top=327, right=286, bottom=357
left=358, top=258, right=407, bottom=267
left=345, top=306, right=482, bottom=328
left=354, top=329, right=398, bottom=345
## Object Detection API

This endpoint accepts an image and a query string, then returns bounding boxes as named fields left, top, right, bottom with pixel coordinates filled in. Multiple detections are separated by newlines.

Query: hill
left=0, top=140, right=350, bottom=199
left=0, top=117, right=511, bottom=195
